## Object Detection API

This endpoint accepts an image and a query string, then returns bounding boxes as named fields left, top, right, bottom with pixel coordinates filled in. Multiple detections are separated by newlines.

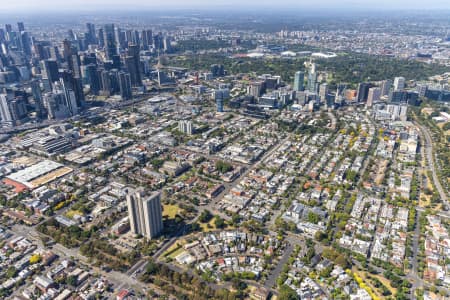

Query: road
left=416, top=122, right=448, bottom=208
left=264, top=242, right=294, bottom=289
left=9, top=224, right=165, bottom=297
left=409, top=209, right=422, bottom=299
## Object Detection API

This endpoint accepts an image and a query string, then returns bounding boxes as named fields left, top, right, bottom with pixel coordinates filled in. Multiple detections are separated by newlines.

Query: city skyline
left=1, top=0, right=450, bottom=12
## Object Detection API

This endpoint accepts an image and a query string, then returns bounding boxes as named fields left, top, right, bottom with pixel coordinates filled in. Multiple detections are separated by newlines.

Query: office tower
left=114, top=26, right=125, bottom=53
left=17, top=22, right=25, bottom=32
left=100, top=70, right=112, bottom=96
left=127, top=191, right=163, bottom=239
left=319, top=83, right=328, bottom=101
left=125, top=44, right=142, bottom=86
left=394, top=77, right=405, bottom=91
left=59, top=70, right=85, bottom=109
left=356, top=82, right=371, bottom=102
left=163, top=37, right=172, bottom=53
left=118, top=71, right=132, bottom=100
left=389, top=90, right=407, bottom=103
left=0, top=93, right=27, bottom=126
left=211, top=64, right=225, bottom=77
left=124, top=56, right=140, bottom=87
left=56, top=79, right=79, bottom=116
left=62, top=39, right=73, bottom=63
left=33, top=43, right=47, bottom=60
left=48, top=46, right=60, bottom=61
left=40, top=59, right=59, bottom=89
left=178, top=120, right=193, bottom=135
left=31, top=80, right=46, bottom=119
left=86, top=23, right=96, bottom=44
left=307, top=63, right=318, bottom=93
left=98, top=28, right=104, bottom=47
left=5, top=24, right=12, bottom=34
left=153, top=33, right=163, bottom=50
left=293, top=71, right=304, bottom=92
left=103, top=24, right=117, bottom=60
left=216, top=98, right=224, bottom=112
left=0, top=29, right=5, bottom=43
left=85, top=64, right=100, bottom=95
left=249, top=81, right=263, bottom=98
left=380, top=79, right=392, bottom=97
left=43, top=91, right=70, bottom=120
left=20, top=31, right=31, bottom=56
left=70, top=54, right=82, bottom=78
left=0, top=93, right=13, bottom=126
left=141, top=30, right=152, bottom=50
left=67, top=29, right=76, bottom=41
left=416, top=84, right=428, bottom=97
left=366, top=87, right=381, bottom=108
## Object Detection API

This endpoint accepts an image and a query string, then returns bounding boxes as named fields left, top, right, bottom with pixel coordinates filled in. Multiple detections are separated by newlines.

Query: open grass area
left=353, top=268, right=397, bottom=298
left=419, top=195, right=431, bottom=208
left=163, top=204, right=181, bottom=219
left=162, top=240, right=187, bottom=258
left=200, top=219, right=217, bottom=232
left=66, top=210, right=83, bottom=219
left=168, top=247, right=185, bottom=259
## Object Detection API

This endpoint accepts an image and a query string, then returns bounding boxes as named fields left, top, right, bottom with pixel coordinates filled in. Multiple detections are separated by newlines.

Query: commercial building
left=293, top=71, right=304, bottom=92
left=393, top=77, right=405, bottom=91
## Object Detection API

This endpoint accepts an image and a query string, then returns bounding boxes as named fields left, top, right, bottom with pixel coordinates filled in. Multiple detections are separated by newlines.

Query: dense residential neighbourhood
left=0, top=5, right=449, bottom=300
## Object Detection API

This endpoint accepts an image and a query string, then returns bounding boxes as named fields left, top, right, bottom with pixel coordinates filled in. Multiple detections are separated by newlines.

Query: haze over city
left=1, top=0, right=450, bottom=12
left=0, top=1, right=449, bottom=300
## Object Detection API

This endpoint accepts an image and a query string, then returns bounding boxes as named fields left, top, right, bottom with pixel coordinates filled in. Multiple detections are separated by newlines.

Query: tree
left=6, top=267, right=17, bottom=279
left=29, top=254, right=41, bottom=264
left=66, top=275, right=78, bottom=286
left=215, top=160, right=233, bottom=173
left=199, top=210, right=213, bottom=223
left=214, top=216, right=226, bottom=229
left=279, top=284, right=298, bottom=300
left=307, top=212, right=320, bottom=224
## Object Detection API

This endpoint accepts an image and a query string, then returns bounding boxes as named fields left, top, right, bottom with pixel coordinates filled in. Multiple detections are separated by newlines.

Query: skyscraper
left=127, top=191, right=163, bottom=239
left=20, top=31, right=31, bottom=56
left=0, top=93, right=27, bottom=126
left=103, top=24, right=117, bottom=60
left=40, top=59, right=59, bottom=90
left=0, top=93, right=14, bottom=126
left=141, top=30, right=152, bottom=50
left=17, top=22, right=25, bottom=32
left=178, top=120, right=193, bottom=135
left=307, top=63, right=317, bottom=93
left=367, top=87, right=381, bottom=108
left=118, top=71, right=132, bottom=100
left=216, top=98, right=224, bottom=113
left=293, top=71, right=304, bottom=92
left=86, top=23, right=96, bottom=44
left=394, top=77, right=405, bottom=91
left=319, top=83, right=329, bottom=101
left=85, top=64, right=100, bottom=95
left=31, top=80, right=46, bottom=119
left=356, top=82, right=371, bottom=102
left=125, top=44, right=141, bottom=86
left=249, top=81, right=263, bottom=98
left=380, top=79, right=392, bottom=97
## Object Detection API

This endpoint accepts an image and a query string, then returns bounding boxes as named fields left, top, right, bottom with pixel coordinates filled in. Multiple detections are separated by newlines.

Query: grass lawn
left=168, top=247, right=185, bottom=259
left=419, top=195, right=431, bottom=208
left=66, top=210, right=83, bottom=218
left=200, top=219, right=217, bottom=232
left=163, top=204, right=181, bottom=219
left=353, top=268, right=397, bottom=297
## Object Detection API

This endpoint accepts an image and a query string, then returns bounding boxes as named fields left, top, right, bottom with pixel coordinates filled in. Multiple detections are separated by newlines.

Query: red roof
left=2, top=178, right=27, bottom=193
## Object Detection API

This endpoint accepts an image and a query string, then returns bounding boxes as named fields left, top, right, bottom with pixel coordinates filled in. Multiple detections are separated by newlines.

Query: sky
left=1, top=0, right=449, bottom=12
